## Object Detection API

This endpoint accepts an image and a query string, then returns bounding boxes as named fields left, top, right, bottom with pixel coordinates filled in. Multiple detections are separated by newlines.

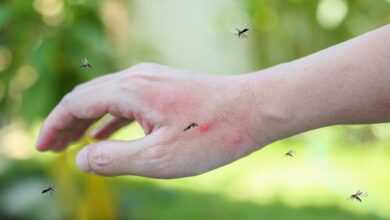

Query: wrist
left=238, top=63, right=329, bottom=145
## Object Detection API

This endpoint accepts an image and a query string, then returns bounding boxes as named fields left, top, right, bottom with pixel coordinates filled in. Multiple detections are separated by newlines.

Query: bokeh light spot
left=0, top=122, right=35, bottom=160
left=0, top=47, right=12, bottom=73
left=100, top=0, right=130, bottom=51
left=12, top=65, right=39, bottom=91
left=316, top=0, right=348, bottom=29
left=33, top=0, right=65, bottom=26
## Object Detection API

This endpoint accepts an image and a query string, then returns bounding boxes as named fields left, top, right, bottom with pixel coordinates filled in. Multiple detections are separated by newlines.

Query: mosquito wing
left=83, top=58, right=88, bottom=65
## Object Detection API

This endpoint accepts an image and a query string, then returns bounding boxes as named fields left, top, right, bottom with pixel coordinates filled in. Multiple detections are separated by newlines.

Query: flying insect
left=235, top=28, right=249, bottom=38
left=183, top=122, right=199, bottom=132
left=42, top=185, right=54, bottom=195
left=80, top=57, right=92, bottom=69
left=285, top=150, right=294, bottom=157
left=349, top=190, right=368, bottom=202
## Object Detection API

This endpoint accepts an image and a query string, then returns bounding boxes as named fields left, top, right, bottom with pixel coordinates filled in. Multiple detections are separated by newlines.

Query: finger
left=36, top=83, right=135, bottom=151
left=76, top=130, right=172, bottom=178
left=52, top=133, right=72, bottom=152
left=52, top=119, right=97, bottom=152
left=90, top=115, right=133, bottom=139
left=51, top=74, right=121, bottom=150
left=50, top=131, right=67, bottom=152
left=69, top=119, right=97, bottom=142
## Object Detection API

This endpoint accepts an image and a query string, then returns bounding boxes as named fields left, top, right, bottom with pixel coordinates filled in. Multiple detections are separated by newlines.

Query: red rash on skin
left=218, top=131, right=245, bottom=155
left=199, top=123, right=210, bottom=132
left=232, top=134, right=243, bottom=145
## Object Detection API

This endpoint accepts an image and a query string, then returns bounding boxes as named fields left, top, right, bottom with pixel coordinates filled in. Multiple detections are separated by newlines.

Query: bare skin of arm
left=36, top=24, right=390, bottom=178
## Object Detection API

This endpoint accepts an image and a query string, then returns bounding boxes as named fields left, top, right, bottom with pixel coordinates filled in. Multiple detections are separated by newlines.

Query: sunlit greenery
left=1, top=0, right=390, bottom=219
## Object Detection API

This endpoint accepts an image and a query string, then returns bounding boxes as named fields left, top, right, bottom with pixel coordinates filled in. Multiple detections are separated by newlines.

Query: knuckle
left=72, top=81, right=90, bottom=91
left=132, top=62, right=159, bottom=71
left=115, top=75, right=139, bottom=95
left=129, top=63, right=163, bottom=76
left=120, top=63, right=167, bottom=86
left=72, top=84, right=83, bottom=91
left=140, top=145, right=169, bottom=162
left=138, top=138, right=189, bottom=178
left=138, top=145, right=176, bottom=175
left=89, top=145, right=114, bottom=174
left=60, top=93, right=74, bottom=106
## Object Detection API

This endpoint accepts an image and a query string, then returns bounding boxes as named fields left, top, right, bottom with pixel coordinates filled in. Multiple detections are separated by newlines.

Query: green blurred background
left=1, top=0, right=390, bottom=219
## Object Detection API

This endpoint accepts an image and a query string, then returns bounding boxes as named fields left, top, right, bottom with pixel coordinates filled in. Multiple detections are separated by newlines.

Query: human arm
left=36, top=24, right=390, bottom=178
left=246, top=23, right=390, bottom=145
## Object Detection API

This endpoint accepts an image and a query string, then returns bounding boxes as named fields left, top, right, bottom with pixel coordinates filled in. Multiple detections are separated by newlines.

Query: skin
left=36, top=24, right=390, bottom=178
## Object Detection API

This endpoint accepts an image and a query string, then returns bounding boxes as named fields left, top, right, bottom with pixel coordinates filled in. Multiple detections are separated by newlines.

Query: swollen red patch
left=199, top=123, right=210, bottom=132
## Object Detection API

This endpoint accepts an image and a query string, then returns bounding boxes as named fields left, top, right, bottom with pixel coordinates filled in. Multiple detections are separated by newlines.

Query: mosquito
left=80, top=57, right=92, bottom=69
left=285, top=150, right=294, bottom=157
left=235, top=28, right=249, bottom=39
left=349, top=190, right=368, bottom=202
left=183, top=122, right=199, bottom=132
left=41, top=185, right=55, bottom=195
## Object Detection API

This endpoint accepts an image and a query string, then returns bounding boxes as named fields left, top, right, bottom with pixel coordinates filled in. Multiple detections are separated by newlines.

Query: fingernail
left=76, top=147, right=91, bottom=172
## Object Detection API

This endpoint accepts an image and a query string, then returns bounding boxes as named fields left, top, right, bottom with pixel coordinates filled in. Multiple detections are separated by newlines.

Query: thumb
left=76, top=131, right=172, bottom=178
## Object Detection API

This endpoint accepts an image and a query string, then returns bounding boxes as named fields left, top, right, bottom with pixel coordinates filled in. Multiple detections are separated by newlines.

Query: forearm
left=244, top=24, right=390, bottom=143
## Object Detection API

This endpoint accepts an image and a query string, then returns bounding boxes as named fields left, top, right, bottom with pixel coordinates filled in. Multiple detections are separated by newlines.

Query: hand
left=36, top=63, right=266, bottom=178
left=36, top=25, right=390, bottom=178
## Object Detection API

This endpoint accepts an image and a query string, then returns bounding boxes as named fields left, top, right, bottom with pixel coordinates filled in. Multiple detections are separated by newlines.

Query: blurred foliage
left=1, top=0, right=390, bottom=220
left=0, top=0, right=116, bottom=125
left=245, top=0, right=390, bottom=68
